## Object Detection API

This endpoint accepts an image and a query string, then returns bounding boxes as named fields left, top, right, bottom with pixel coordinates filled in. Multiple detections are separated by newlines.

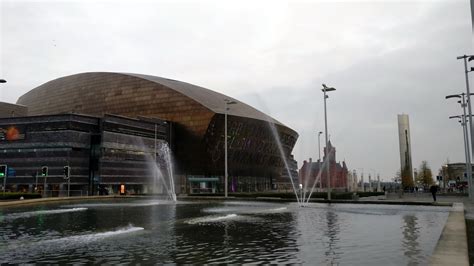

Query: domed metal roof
left=18, top=72, right=288, bottom=128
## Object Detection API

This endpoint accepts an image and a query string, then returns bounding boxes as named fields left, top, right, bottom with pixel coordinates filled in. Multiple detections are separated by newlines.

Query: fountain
left=254, top=94, right=335, bottom=205
left=267, top=119, right=335, bottom=205
left=159, top=143, right=177, bottom=201
left=265, top=119, right=301, bottom=204
left=135, top=137, right=177, bottom=202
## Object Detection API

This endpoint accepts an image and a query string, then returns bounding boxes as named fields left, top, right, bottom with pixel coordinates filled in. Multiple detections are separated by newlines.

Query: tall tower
left=398, top=114, right=414, bottom=188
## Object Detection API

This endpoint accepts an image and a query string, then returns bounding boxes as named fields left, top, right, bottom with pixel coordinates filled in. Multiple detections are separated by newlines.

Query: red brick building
left=299, top=141, right=348, bottom=191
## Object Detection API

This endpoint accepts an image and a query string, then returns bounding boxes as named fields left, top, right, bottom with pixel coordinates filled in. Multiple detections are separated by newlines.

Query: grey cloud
left=1, top=0, right=472, bottom=180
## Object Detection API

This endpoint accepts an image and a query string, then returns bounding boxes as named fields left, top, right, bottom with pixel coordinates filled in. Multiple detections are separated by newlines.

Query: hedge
left=0, top=192, right=42, bottom=200
left=188, top=191, right=384, bottom=200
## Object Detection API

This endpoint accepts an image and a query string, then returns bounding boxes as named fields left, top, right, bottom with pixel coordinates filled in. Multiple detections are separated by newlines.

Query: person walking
left=430, top=185, right=438, bottom=202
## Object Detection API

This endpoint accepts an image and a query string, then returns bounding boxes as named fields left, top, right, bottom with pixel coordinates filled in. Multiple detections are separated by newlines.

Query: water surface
left=0, top=199, right=450, bottom=264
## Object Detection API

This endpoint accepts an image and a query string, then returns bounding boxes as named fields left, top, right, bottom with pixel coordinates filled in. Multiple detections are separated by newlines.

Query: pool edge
left=430, top=202, right=469, bottom=266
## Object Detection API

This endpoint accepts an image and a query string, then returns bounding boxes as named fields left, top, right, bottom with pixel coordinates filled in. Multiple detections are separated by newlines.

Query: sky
left=0, top=0, right=473, bottom=181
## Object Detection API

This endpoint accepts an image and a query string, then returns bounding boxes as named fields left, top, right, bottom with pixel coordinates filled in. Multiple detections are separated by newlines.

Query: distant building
left=440, top=163, right=473, bottom=189
left=298, top=141, right=348, bottom=191
left=347, top=170, right=358, bottom=192
left=398, top=114, right=414, bottom=188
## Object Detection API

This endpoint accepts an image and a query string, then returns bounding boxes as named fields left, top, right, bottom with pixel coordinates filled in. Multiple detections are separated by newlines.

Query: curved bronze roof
left=18, top=72, right=286, bottom=127
left=126, top=73, right=284, bottom=125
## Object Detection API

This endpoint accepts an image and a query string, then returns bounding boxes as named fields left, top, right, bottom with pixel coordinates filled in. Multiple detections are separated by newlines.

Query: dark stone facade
left=0, top=114, right=170, bottom=195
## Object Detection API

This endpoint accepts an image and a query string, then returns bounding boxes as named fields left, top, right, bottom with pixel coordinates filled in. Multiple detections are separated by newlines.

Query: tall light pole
left=322, top=84, right=336, bottom=200
left=318, top=131, right=323, bottom=190
left=457, top=55, right=474, bottom=170
left=224, top=99, right=237, bottom=198
left=449, top=115, right=472, bottom=199
left=317, top=131, right=323, bottom=161
left=447, top=93, right=473, bottom=200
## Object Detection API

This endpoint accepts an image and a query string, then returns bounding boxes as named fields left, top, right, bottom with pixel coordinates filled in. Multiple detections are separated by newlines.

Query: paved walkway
left=430, top=202, right=469, bottom=265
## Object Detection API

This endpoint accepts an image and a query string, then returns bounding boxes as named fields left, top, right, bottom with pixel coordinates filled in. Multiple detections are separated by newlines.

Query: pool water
left=0, top=199, right=450, bottom=264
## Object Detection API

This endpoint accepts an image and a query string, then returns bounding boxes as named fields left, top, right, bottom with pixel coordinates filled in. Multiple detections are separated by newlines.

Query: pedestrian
left=430, top=184, right=438, bottom=202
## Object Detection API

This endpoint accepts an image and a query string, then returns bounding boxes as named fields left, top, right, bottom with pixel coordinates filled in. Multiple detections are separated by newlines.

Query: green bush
left=187, top=191, right=384, bottom=200
left=357, top=192, right=385, bottom=198
left=0, top=192, right=42, bottom=200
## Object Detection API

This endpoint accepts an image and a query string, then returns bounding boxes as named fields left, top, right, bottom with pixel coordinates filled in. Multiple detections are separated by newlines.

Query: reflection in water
left=0, top=201, right=449, bottom=264
left=324, top=211, right=341, bottom=265
left=402, top=215, right=421, bottom=265
left=223, top=220, right=230, bottom=263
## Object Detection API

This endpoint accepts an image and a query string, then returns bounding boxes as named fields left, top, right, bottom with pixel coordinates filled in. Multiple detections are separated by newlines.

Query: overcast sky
left=1, top=0, right=473, bottom=181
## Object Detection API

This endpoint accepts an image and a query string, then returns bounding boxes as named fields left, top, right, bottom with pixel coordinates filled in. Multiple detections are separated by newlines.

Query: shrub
left=0, top=192, right=42, bottom=200
left=187, top=191, right=384, bottom=200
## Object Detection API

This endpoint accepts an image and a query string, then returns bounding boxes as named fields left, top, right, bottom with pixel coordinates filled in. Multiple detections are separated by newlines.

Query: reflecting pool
left=0, top=199, right=450, bottom=264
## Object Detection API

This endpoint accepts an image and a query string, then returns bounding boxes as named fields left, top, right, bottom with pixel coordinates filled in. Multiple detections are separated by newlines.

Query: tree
left=416, top=161, right=434, bottom=188
left=401, top=165, right=414, bottom=190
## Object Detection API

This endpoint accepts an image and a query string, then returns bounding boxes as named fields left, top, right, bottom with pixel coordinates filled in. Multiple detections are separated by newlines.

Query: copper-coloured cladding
left=17, top=72, right=298, bottom=139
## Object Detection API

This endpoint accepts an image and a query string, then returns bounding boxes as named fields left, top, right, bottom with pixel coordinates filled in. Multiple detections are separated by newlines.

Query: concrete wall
left=398, top=114, right=413, bottom=181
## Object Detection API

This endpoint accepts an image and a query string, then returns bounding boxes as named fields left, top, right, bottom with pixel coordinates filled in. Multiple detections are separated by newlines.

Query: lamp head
left=321, top=84, right=335, bottom=92
left=445, top=94, right=461, bottom=99
left=224, top=99, right=237, bottom=105
left=0, top=79, right=6, bottom=83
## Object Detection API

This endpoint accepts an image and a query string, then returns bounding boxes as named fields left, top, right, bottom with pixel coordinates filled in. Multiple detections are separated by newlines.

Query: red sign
left=0, top=126, right=25, bottom=141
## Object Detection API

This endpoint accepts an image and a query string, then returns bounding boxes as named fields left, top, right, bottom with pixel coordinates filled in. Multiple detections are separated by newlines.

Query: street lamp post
left=322, top=84, right=336, bottom=200
left=318, top=131, right=323, bottom=161
left=459, top=93, right=472, bottom=198
left=449, top=114, right=471, bottom=198
left=447, top=93, right=473, bottom=200
left=457, top=55, right=474, bottom=195
left=224, top=99, right=237, bottom=198
left=318, top=131, right=323, bottom=190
